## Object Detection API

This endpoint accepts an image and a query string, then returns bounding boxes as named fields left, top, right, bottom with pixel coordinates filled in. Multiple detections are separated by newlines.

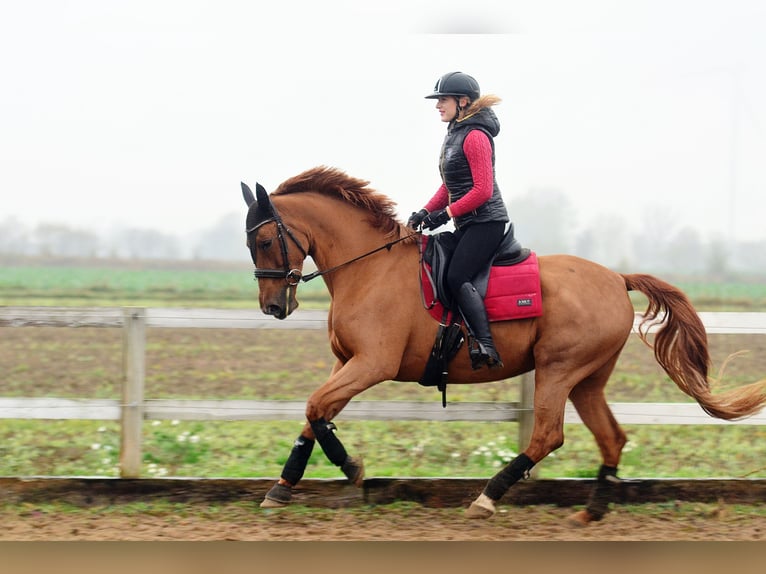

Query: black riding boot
left=456, top=282, right=503, bottom=370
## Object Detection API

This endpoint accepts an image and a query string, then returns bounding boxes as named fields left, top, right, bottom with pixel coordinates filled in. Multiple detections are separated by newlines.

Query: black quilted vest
left=439, top=108, right=509, bottom=230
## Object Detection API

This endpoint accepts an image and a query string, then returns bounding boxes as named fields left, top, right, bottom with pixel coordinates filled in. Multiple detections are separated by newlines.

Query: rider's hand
left=422, top=208, right=450, bottom=230
left=406, top=208, right=428, bottom=230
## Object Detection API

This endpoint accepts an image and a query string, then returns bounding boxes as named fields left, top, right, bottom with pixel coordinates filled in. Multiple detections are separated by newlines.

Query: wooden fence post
left=120, top=307, right=146, bottom=478
left=518, top=370, right=540, bottom=479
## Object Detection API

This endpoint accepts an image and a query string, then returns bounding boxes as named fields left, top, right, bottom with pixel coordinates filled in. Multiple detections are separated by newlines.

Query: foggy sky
left=2, top=1, right=765, bottom=244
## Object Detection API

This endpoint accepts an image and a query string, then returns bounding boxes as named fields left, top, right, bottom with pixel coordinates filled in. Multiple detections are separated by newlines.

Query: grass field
left=2, top=326, right=766, bottom=480
left=3, top=262, right=766, bottom=310
left=1, top=262, right=766, bottom=480
left=0, top=263, right=331, bottom=308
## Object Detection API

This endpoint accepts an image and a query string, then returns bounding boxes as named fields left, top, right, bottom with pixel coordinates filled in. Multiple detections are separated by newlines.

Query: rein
left=300, top=233, right=418, bottom=283
left=247, top=207, right=419, bottom=285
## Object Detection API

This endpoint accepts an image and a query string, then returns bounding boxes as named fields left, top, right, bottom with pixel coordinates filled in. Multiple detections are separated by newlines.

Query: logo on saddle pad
left=420, top=234, right=543, bottom=323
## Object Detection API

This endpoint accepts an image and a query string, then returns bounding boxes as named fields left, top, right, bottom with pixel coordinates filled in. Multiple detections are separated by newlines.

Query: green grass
left=1, top=418, right=764, bottom=479
left=0, top=265, right=331, bottom=309
left=629, top=281, right=766, bottom=311
left=2, top=263, right=766, bottom=480
left=3, top=264, right=766, bottom=310
left=672, top=280, right=766, bottom=311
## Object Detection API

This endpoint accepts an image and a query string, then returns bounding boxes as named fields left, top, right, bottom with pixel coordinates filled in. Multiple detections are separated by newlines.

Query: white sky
left=2, top=0, right=765, bottom=242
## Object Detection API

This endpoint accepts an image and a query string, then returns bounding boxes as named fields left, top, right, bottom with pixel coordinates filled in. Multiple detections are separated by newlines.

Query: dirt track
left=1, top=499, right=765, bottom=541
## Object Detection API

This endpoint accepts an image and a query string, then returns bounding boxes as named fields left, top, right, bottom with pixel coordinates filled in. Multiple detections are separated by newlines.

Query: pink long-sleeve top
left=424, top=129, right=494, bottom=218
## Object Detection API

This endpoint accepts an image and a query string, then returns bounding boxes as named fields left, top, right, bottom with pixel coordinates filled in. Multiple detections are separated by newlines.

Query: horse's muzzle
left=263, top=303, right=288, bottom=319
left=261, top=286, right=299, bottom=319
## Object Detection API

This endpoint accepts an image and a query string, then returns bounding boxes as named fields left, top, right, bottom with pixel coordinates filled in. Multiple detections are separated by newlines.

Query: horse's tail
left=623, top=273, right=766, bottom=421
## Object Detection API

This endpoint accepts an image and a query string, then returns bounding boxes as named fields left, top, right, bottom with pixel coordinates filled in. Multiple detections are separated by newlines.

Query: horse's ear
left=243, top=180, right=276, bottom=229
left=255, top=182, right=268, bottom=203
left=241, top=182, right=256, bottom=206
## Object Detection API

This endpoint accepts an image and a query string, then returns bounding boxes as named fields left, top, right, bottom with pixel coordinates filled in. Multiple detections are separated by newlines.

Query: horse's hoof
left=342, top=456, right=365, bottom=487
left=260, top=497, right=288, bottom=509
left=260, top=483, right=292, bottom=508
left=566, top=509, right=595, bottom=527
left=465, top=493, right=496, bottom=519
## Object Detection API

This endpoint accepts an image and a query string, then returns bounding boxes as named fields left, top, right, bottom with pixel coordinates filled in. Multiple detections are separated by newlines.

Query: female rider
left=408, top=71, right=509, bottom=369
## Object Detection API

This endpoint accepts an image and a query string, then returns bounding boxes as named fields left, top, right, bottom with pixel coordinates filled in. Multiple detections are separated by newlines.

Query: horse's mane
left=273, top=166, right=401, bottom=236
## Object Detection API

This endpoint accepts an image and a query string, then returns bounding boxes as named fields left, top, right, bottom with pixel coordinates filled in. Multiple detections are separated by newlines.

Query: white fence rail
left=1, top=307, right=766, bottom=477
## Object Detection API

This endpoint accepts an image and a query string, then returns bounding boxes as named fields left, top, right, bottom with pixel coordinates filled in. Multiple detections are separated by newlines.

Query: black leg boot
left=456, top=282, right=503, bottom=370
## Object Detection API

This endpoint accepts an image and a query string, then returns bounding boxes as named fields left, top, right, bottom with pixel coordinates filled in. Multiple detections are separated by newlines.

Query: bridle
left=246, top=204, right=418, bottom=286
left=247, top=212, right=308, bottom=286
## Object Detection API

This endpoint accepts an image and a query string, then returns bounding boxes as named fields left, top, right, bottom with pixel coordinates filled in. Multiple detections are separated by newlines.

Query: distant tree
left=704, top=234, right=731, bottom=278
left=510, top=187, right=576, bottom=255
left=575, top=213, right=634, bottom=270
left=732, top=240, right=766, bottom=274
left=192, top=213, right=246, bottom=261
left=574, top=227, right=598, bottom=261
left=665, top=227, right=705, bottom=274
left=632, top=208, right=680, bottom=272
left=0, top=217, right=30, bottom=255
left=110, top=228, right=181, bottom=260
left=34, top=223, right=100, bottom=257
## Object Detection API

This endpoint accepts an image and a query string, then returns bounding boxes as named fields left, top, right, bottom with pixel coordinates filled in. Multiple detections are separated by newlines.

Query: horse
left=241, top=165, right=766, bottom=525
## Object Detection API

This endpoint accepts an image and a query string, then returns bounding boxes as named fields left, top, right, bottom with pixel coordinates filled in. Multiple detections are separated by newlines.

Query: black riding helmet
left=425, top=71, right=481, bottom=101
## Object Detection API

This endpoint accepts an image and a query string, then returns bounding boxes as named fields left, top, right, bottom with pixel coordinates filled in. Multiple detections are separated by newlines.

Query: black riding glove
left=422, top=208, right=450, bottom=230
left=407, top=208, right=428, bottom=230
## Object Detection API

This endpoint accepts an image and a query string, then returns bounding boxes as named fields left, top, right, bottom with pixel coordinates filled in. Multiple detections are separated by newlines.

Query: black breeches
left=446, top=222, right=506, bottom=295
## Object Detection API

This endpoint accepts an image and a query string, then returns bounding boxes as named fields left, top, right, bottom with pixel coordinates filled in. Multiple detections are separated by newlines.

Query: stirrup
left=468, top=337, right=504, bottom=370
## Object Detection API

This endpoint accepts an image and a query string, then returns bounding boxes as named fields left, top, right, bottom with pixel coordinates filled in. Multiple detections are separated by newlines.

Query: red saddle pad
left=421, top=250, right=543, bottom=323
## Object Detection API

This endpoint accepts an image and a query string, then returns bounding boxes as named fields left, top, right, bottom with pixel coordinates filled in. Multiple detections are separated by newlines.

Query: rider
left=408, top=71, right=509, bottom=369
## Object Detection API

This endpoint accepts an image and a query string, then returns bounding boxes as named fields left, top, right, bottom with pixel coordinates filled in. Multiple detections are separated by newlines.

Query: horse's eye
left=259, top=239, right=273, bottom=250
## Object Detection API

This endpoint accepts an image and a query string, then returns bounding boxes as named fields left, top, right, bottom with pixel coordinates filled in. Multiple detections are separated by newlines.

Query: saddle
left=418, top=225, right=543, bottom=406
left=422, top=223, right=531, bottom=311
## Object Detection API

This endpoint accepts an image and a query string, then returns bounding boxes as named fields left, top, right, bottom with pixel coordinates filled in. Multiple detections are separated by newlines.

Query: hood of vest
left=449, top=97, right=500, bottom=137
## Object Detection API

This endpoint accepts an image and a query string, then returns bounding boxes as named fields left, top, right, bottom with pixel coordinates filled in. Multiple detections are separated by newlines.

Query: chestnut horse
left=242, top=166, right=766, bottom=524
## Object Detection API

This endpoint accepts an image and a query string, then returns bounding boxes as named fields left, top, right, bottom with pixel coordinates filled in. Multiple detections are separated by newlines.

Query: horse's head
left=242, top=181, right=307, bottom=319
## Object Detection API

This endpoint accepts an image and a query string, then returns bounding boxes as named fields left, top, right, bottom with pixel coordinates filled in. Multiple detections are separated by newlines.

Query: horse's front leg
left=261, top=356, right=386, bottom=508
left=260, top=359, right=345, bottom=508
left=260, top=420, right=317, bottom=508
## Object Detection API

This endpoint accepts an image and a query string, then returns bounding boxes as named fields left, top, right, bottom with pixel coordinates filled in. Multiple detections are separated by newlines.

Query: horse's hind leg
left=566, top=355, right=627, bottom=526
left=466, top=372, right=571, bottom=519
